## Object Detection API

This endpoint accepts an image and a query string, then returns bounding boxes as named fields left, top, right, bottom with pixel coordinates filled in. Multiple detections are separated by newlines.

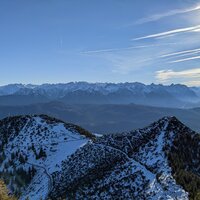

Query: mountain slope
left=0, top=115, right=94, bottom=200
left=50, top=117, right=200, bottom=200
left=0, top=115, right=199, bottom=199
left=0, top=94, right=50, bottom=106
left=1, top=102, right=200, bottom=133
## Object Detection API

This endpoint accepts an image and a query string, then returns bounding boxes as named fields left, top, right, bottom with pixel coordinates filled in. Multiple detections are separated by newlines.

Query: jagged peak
left=154, top=116, right=179, bottom=124
left=148, top=116, right=190, bottom=131
left=125, top=116, right=196, bottom=145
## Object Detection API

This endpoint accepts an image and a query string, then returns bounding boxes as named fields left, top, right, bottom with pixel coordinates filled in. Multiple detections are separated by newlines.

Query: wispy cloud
left=156, top=68, right=200, bottom=86
left=134, top=4, right=200, bottom=25
left=160, top=48, right=200, bottom=58
left=166, top=51, right=200, bottom=60
left=183, top=80, right=200, bottom=87
left=169, top=55, right=200, bottom=63
left=81, top=48, right=126, bottom=54
left=132, top=25, right=200, bottom=41
left=81, top=43, right=178, bottom=54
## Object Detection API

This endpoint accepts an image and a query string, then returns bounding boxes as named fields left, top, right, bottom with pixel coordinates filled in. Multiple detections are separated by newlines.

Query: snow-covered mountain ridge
left=0, top=115, right=199, bottom=199
left=0, top=115, right=94, bottom=199
left=50, top=116, right=200, bottom=200
left=0, top=82, right=199, bottom=98
left=0, top=82, right=199, bottom=107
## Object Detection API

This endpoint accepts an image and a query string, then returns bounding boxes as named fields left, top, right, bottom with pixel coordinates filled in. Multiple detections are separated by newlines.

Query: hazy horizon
left=0, top=81, right=199, bottom=88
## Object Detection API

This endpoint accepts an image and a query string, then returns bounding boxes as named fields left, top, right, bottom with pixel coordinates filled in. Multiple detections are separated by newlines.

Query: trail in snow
left=26, top=161, right=52, bottom=199
left=4, top=138, right=87, bottom=200
left=95, top=143, right=156, bottom=180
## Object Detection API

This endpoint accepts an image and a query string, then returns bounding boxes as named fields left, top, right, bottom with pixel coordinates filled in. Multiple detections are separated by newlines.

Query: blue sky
left=1, top=0, right=200, bottom=86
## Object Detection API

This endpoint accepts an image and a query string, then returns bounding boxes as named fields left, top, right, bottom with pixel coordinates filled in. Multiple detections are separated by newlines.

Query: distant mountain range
left=0, top=82, right=199, bottom=108
left=0, top=115, right=199, bottom=199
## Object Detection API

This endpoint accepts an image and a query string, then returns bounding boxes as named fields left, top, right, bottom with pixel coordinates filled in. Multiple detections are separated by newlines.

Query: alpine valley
left=0, top=114, right=199, bottom=200
left=0, top=82, right=200, bottom=135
